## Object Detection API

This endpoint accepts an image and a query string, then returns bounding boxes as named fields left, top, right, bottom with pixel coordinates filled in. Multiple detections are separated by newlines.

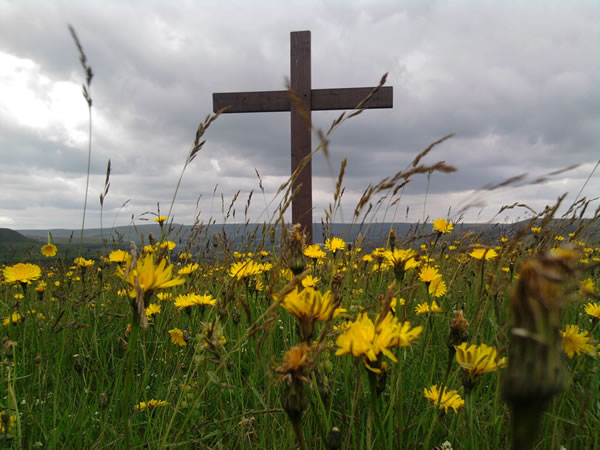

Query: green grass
left=0, top=223, right=599, bottom=448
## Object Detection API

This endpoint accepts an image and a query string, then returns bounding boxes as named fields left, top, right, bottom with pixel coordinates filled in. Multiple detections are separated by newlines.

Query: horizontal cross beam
left=213, top=86, right=393, bottom=113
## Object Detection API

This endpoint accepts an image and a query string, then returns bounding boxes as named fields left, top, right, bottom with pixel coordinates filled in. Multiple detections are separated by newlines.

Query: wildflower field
left=1, top=212, right=599, bottom=449
left=1, top=28, right=599, bottom=450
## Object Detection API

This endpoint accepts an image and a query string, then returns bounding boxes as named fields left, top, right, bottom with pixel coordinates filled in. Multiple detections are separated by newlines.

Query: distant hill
left=0, top=228, right=40, bottom=244
left=9, top=218, right=598, bottom=263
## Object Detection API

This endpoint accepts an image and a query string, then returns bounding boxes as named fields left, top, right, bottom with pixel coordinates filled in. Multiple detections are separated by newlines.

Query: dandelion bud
left=502, top=252, right=575, bottom=450
left=287, top=224, right=306, bottom=276
left=387, top=229, right=396, bottom=250
left=276, top=343, right=311, bottom=429
left=72, top=354, right=84, bottom=373
left=447, top=310, right=470, bottom=350
left=282, top=377, right=307, bottom=424
left=445, top=310, right=470, bottom=379
left=326, top=427, right=342, bottom=449
left=98, top=392, right=108, bottom=409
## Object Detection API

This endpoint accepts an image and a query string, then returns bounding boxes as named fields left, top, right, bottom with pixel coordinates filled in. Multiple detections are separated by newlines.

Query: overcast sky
left=0, top=0, right=598, bottom=230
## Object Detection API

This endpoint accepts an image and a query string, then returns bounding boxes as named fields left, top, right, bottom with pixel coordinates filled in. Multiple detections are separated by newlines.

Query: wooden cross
left=212, top=30, right=393, bottom=242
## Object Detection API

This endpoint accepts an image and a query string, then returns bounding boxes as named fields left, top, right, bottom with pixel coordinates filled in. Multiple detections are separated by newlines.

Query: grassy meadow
left=1, top=28, right=599, bottom=449
left=1, top=208, right=599, bottom=449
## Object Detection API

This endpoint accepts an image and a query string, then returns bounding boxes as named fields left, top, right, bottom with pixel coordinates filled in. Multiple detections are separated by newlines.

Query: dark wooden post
left=212, top=30, right=393, bottom=242
left=290, top=31, right=312, bottom=238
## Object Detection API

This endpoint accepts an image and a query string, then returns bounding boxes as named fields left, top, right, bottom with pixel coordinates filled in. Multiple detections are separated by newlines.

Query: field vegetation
left=0, top=27, right=599, bottom=449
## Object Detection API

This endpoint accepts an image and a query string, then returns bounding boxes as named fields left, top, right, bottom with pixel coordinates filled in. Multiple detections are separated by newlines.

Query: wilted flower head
left=275, top=342, right=312, bottom=382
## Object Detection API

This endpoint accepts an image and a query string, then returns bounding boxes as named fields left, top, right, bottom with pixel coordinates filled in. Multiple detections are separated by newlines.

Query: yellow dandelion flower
left=531, top=227, right=542, bottom=234
left=303, top=244, right=326, bottom=259
left=278, top=287, right=345, bottom=321
left=229, top=260, right=263, bottom=279
left=74, top=257, right=94, bottom=267
left=415, top=302, right=430, bottom=315
left=117, top=254, right=185, bottom=299
left=301, top=275, right=320, bottom=288
left=584, top=302, right=600, bottom=320
left=143, top=244, right=155, bottom=254
left=384, top=248, right=420, bottom=271
left=178, top=263, right=199, bottom=275
left=154, top=216, right=168, bottom=224
left=3, top=263, right=42, bottom=284
left=424, top=385, right=464, bottom=413
left=135, top=399, right=169, bottom=410
left=419, top=266, right=441, bottom=283
left=108, top=249, right=129, bottom=263
left=561, top=324, right=595, bottom=358
left=325, top=237, right=346, bottom=254
left=430, top=300, right=443, bottom=313
left=35, top=281, right=47, bottom=293
left=3, top=312, right=23, bottom=326
left=178, top=252, right=193, bottom=260
left=469, top=248, right=498, bottom=260
left=0, top=411, right=16, bottom=433
left=168, top=328, right=186, bottom=346
left=429, top=278, right=447, bottom=297
left=41, top=243, right=58, bottom=257
left=145, top=303, right=161, bottom=319
left=174, top=293, right=216, bottom=310
left=579, top=278, right=595, bottom=296
left=390, top=297, right=405, bottom=313
left=156, top=292, right=173, bottom=301
left=335, top=312, right=422, bottom=372
left=433, top=218, right=454, bottom=233
left=159, top=241, right=176, bottom=251
left=455, top=342, right=507, bottom=376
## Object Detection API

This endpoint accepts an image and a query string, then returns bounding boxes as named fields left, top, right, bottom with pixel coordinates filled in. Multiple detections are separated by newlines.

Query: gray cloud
left=0, top=0, right=597, bottom=229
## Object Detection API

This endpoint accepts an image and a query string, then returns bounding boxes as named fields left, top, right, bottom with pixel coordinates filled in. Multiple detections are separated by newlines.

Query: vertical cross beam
left=290, top=31, right=312, bottom=239
left=212, top=30, right=393, bottom=243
